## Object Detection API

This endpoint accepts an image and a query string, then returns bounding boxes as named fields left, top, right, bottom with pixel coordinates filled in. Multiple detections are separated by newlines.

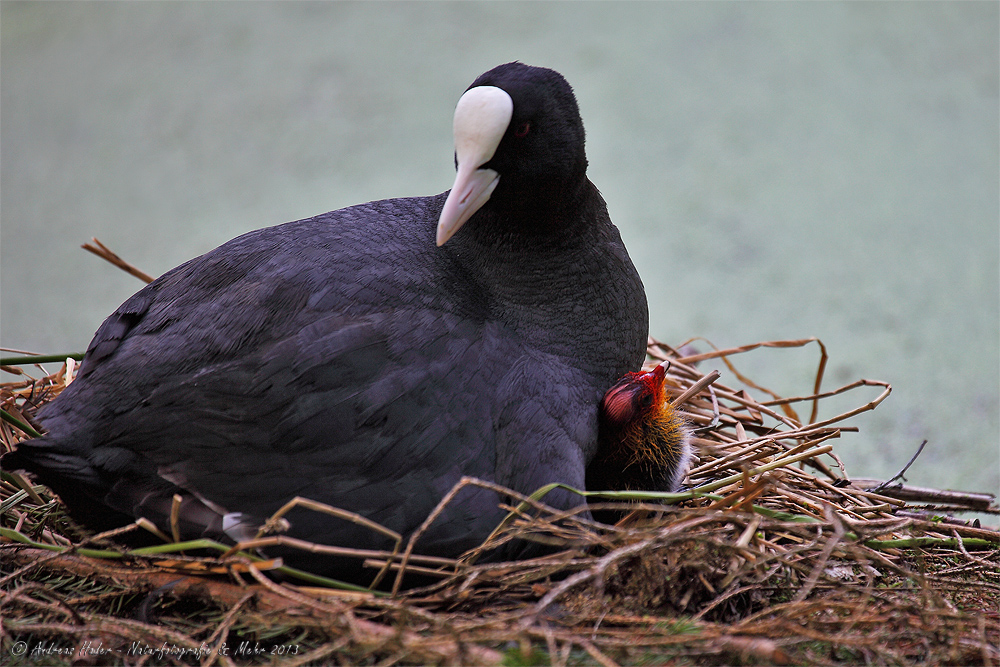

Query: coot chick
left=586, top=361, right=693, bottom=520
left=4, top=63, right=648, bottom=582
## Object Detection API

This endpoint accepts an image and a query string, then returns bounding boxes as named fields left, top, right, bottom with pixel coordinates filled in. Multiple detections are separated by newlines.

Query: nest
left=3, top=333, right=997, bottom=666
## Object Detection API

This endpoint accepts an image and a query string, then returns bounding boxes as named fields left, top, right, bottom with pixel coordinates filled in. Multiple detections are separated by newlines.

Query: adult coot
left=5, top=62, right=648, bottom=580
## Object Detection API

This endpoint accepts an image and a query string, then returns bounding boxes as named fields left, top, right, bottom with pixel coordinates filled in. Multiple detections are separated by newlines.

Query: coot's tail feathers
left=4, top=436, right=105, bottom=503
left=3, top=437, right=243, bottom=545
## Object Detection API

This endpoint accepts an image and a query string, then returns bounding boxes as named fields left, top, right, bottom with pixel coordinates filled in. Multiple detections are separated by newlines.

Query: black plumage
left=4, top=62, right=648, bottom=581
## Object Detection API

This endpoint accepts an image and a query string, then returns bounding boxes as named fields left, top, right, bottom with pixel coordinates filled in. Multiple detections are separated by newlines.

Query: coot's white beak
left=436, top=86, right=513, bottom=246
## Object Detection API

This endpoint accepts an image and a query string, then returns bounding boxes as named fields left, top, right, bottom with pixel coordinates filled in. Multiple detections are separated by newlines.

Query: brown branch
left=81, top=237, right=155, bottom=284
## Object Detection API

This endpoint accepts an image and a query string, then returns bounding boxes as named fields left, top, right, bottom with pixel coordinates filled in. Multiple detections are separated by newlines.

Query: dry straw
left=1, top=240, right=997, bottom=665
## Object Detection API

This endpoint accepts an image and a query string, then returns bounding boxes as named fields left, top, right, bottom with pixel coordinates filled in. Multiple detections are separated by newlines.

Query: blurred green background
left=2, top=2, right=997, bottom=496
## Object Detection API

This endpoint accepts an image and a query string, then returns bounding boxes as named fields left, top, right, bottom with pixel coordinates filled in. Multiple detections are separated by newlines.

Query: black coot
left=5, top=62, right=648, bottom=580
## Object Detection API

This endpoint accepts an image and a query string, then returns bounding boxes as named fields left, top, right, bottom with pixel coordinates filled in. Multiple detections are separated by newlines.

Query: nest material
left=2, top=337, right=998, bottom=666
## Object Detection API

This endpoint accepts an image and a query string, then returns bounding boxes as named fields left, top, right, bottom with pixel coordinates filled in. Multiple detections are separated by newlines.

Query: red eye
left=514, top=121, right=531, bottom=138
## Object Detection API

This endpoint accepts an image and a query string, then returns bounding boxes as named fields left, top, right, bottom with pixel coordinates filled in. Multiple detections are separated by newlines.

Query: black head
left=436, top=62, right=595, bottom=245
left=469, top=62, right=588, bottom=216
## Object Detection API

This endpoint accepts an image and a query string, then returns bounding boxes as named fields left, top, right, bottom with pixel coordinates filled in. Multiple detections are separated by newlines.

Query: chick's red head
left=600, top=362, right=668, bottom=429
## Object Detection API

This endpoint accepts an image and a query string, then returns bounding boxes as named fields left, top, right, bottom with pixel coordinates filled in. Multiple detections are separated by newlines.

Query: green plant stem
left=0, top=353, right=84, bottom=366
left=1, top=409, right=42, bottom=438
left=0, top=526, right=382, bottom=593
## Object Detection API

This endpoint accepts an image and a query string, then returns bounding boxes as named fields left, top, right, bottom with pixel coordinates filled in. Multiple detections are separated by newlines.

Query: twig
left=851, top=480, right=996, bottom=511
left=873, top=440, right=928, bottom=491
left=81, top=237, right=155, bottom=284
left=671, top=370, right=720, bottom=407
